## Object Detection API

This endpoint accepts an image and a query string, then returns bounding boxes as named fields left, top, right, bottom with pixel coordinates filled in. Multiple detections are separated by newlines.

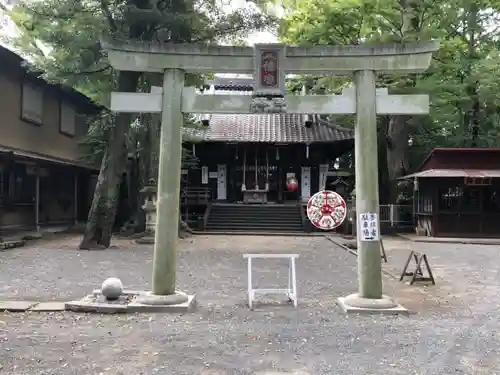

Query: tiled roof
left=183, top=115, right=353, bottom=143
left=204, top=78, right=254, bottom=91
left=183, top=78, right=354, bottom=144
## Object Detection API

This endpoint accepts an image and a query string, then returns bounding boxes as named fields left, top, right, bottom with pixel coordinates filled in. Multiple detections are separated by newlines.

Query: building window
left=60, top=102, right=76, bottom=136
left=437, top=186, right=462, bottom=211
left=461, top=186, right=481, bottom=212
left=21, top=82, right=44, bottom=125
left=483, top=186, right=500, bottom=213
left=417, top=193, right=433, bottom=213
left=0, top=166, right=5, bottom=206
left=1, top=164, right=35, bottom=206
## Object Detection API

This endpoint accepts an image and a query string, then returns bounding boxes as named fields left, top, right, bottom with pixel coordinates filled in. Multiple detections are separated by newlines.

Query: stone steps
left=206, top=204, right=304, bottom=233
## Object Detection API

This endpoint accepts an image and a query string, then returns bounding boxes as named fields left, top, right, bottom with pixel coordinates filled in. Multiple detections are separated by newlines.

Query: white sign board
left=359, top=212, right=379, bottom=241
left=201, top=166, right=208, bottom=184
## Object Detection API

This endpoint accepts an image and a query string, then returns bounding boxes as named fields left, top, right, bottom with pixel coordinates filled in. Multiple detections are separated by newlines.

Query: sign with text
left=253, top=44, right=285, bottom=97
left=201, top=166, right=208, bottom=184
left=359, top=212, right=379, bottom=241
left=260, top=50, right=279, bottom=88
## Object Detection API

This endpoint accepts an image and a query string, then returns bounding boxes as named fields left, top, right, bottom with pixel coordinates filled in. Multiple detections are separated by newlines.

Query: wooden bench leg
left=291, top=257, right=297, bottom=307
left=247, top=257, right=253, bottom=309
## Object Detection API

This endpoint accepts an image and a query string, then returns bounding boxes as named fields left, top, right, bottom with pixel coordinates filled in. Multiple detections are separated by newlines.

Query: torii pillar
left=103, top=39, right=439, bottom=313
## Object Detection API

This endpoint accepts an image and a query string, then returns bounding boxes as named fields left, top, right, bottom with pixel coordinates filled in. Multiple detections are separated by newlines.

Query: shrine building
left=401, top=148, right=500, bottom=238
left=181, top=78, right=354, bottom=233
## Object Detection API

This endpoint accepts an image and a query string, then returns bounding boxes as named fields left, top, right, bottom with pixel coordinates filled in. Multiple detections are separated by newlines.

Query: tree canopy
left=276, top=0, right=500, bottom=165
left=255, top=0, right=500, bottom=202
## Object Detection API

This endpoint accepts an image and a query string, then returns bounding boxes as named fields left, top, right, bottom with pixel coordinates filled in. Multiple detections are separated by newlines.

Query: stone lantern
left=136, top=178, right=157, bottom=245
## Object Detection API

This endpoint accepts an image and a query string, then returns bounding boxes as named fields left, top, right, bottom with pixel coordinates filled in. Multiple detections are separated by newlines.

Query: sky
left=0, top=0, right=279, bottom=51
left=222, top=0, right=279, bottom=44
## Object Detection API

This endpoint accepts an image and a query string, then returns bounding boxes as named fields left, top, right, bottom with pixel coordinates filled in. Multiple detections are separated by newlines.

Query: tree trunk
left=126, top=115, right=150, bottom=233
left=463, top=3, right=480, bottom=147
left=384, top=0, right=420, bottom=203
left=377, top=117, right=392, bottom=204
left=386, top=115, right=410, bottom=202
left=79, top=71, right=141, bottom=250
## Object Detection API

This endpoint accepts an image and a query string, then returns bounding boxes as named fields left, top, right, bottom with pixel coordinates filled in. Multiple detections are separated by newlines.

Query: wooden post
left=242, top=148, right=247, bottom=191
left=389, top=204, right=395, bottom=227
left=35, top=171, right=40, bottom=232
left=151, top=69, right=185, bottom=296
left=73, top=172, right=78, bottom=225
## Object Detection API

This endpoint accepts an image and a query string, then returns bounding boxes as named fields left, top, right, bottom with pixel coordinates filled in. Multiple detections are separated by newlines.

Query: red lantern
left=286, top=177, right=298, bottom=191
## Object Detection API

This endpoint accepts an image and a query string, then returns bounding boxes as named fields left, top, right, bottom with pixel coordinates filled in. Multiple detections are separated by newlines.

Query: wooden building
left=0, top=46, right=101, bottom=233
left=182, top=78, right=354, bottom=232
left=183, top=78, right=354, bottom=204
left=401, top=148, right=500, bottom=238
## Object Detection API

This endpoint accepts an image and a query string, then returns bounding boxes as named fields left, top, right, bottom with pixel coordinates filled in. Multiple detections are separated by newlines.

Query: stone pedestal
left=337, top=293, right=408, bottom=316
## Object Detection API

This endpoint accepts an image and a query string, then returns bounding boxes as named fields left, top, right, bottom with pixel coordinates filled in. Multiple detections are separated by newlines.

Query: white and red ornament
left=286, top=176, right=298, bottom=192
left=306, top=190, right=347, bottom=231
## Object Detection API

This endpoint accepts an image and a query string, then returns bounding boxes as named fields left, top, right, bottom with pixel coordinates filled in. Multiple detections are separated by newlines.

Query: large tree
left=274, top=0, right=500, bottom=202
left=8, top=0, right=271, bottom=248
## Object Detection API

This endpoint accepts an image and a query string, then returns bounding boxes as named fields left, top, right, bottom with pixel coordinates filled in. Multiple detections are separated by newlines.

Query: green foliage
left=79, top=112, right=114, bottom=166
left=274, top=0, right=500, bottom=169
left=6, top=0, right=274, bottom=177
left=7, top=0, right=272, bottom=104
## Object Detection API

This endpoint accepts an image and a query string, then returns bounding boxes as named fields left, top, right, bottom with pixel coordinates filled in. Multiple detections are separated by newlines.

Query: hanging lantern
left=286, top=175, right=298, bottom=192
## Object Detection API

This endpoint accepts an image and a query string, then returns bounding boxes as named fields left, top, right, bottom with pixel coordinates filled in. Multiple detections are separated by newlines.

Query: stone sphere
left=101, top=277, right=123, bottom=301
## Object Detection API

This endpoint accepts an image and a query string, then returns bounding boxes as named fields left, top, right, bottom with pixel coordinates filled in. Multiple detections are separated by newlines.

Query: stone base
left=135, top=236, right=155, bottom=244
left=0, top=300, right=37, bottom=311
left=0, top=240, right=26, bottom=250
left=65, top=289, right=195, bottom=314
left=135, top=291, right=189, bottom=305
left=130, top=292, right=195, bottom=313
left=30, top=302, right=66, bottom=312
left=23, top=232, right=43, bottom=240
left=337, top=293, right=408, bottom=316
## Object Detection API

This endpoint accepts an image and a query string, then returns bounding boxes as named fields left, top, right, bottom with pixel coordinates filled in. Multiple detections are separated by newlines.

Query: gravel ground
left=0, top=234, right=499, bottom=374
left=381, top=237, right=500, bottom=313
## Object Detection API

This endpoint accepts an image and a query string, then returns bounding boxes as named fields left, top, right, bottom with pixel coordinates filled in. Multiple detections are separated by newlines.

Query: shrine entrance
left=104, top=39, right=439, bottom=312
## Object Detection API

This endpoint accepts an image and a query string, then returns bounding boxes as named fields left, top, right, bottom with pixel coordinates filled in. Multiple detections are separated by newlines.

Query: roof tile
left=183, top=114, right=352, bottom=143
left=183, top=81, right=354, bottom=143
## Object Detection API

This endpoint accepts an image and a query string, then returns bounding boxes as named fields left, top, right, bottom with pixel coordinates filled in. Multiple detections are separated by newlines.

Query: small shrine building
left=401, top=148, right=500, bottom=238
left=182, top=78, right=354, bottom=206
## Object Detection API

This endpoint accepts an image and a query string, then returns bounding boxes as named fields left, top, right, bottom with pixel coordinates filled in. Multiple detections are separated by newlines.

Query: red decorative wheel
left=306, top=190, right=347, bottom=231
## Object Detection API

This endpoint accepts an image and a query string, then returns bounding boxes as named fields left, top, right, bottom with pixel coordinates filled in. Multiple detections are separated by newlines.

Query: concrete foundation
left=0, top=301, right=36, bottom=311
left=135, top=236, right=155, bottom=244
left=30, top=302, right=67, bottom=312
left=65, top=289, right=196, bottom=314
left=337, top=293, right=408, bottom=316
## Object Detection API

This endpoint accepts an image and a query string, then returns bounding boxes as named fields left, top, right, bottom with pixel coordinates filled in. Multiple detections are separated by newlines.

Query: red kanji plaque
left=259, top=50, right=279, bottom=88
left=253, top=44, right=285, bottom=97
left=306, top=190, right=347, bottom=231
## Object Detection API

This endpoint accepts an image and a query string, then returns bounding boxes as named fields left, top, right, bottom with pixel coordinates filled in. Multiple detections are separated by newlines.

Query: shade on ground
left=0, top=234, right=499, bottom=374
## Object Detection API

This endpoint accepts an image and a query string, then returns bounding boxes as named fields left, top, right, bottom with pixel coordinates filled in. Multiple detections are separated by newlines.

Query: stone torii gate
left=103, top=40, right=439, bottom=312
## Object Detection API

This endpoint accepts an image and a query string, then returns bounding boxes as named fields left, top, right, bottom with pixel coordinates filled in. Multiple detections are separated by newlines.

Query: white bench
left=243, top=253, right=299, bottom=309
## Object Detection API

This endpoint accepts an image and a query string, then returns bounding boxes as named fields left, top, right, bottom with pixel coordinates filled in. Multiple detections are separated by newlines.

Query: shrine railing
left=348, top=203, right=413, bottom=227
left=181, top=187, right=211, bottom=205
